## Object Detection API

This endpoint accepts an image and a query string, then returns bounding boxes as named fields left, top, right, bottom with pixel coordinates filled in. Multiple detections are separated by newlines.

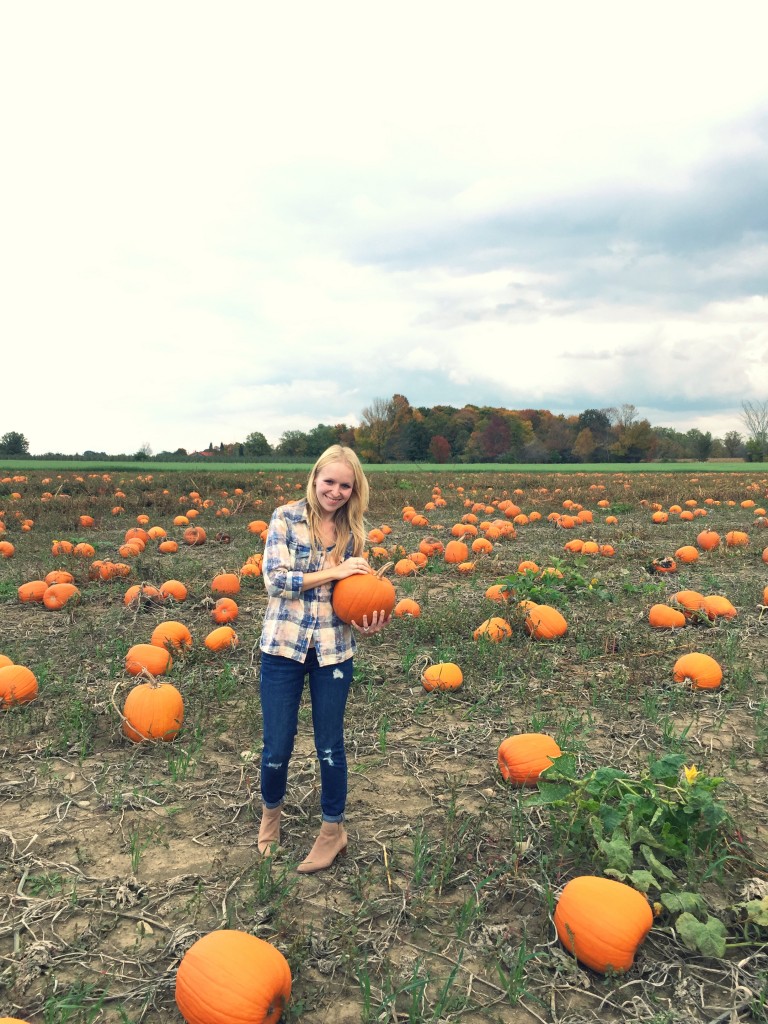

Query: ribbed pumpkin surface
left=332, top=574, right=396, bottom=625
left=175, top=930, right=291, bottom=1024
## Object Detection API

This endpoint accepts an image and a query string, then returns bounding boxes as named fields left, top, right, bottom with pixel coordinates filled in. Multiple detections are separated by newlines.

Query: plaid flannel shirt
left=259, top=499, right=356, bottom=666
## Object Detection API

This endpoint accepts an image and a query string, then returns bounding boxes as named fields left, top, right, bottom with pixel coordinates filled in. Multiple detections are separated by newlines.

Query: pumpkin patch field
left=1, top=468, right=767, bottom=1024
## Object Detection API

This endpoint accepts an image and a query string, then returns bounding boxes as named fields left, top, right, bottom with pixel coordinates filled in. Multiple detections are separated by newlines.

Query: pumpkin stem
left=375, top=561, right=394, bottom=577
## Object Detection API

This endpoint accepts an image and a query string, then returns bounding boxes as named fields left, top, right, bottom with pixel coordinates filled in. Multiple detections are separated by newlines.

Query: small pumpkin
left=498, top=733, right=561, bottom=785
left=648, top=604, right=686, bottom=629
left=211, top=597, right=239, bottom=624
left=18, top=580, right=48, bottom=603
left=443, top=540, right=469, bottom=564
left=124, top=584, right=165, bottom=609
left=122, top=677, right=184, bottom=742
left=160, top=579, right=188, bottom=602
left=151, top=621, right=193, bottom=652
left=43, top=582, right=81, bottom=610
left=670, top=590, right=704, bottom=616
left=205, top=625, right=239, bottom=651
left=0, top=664, right=39, bottom=707
left=554, top=876, right=653, bottom=974
left=674, top=545, right=699, bottom=564
left=473, top=616, right=512, bottom=642
left=183, top=526, right=208, bottom=546
left=701, top=595, right=737, bottom=620
left=393, top=598, right=421, bottom=617
left=394, top=558, right=418, bottom=576
left=421, top=662, right=463, bottom=692
left=125, top=643, right=173, bottom=677
left=725, top=530, right=749, bottom=548
left=522, top=603, right=567, bottom=640
left=212, top=572, right=241, bottom=595
left=696, top=529, right=720, bottom=551
left=175, top=929, right=291, bottom=1024
left=332, top=565, right=396, bottom=626
left=672, top=652, right=723, bottom=690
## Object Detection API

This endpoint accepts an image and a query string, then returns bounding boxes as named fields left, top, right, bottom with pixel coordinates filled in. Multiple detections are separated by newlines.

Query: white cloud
left=2, top=1, right=768, bottom=454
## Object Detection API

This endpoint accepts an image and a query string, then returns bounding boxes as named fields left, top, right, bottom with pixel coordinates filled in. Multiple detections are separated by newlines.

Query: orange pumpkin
left=554, top=876, right=653, bottom=974
left=175, top=929, right=291, bottom=1024
left=394, top=558, right=418, bottom=577
left=125, top=643, right=173, bottom=677
left=212, top=572, right=241, bottom=595
left=701, top=595, right=737, bottom=620
left=43, top=582, right=81, bottom=610
left=696, top=529, right=720, bottom=551
left=498, top=733, right=561, bottom=785
left=18, top=580, right=48, bottom=603
left=211, top=597, right=239, bottom=624
left=151, top=621, right=193, bottom=652
left=393, top=598, right=421, bottom=617
left=725, top=530, right=749, bottom=548
left=124, top=584, right=165, bottom=608
left=670, top=590, right=704, bottom=616
left=421, top=662, right=463, bottom=692
left=122, top=678, right=184, bottom=742
left=0, top=664, right=39, bottom=707
left=648, top=604, right=686, bottom=629
left=674, top=545, right=699, bottom=564
left=332, top=568, right=396, bottom=626
left=160, top=579, right=188, bottom=602
left=183, top=526, right=207, bottom=546
left=672, top=652, right=723, bottom=690
left=204, top=625, right=239, bottom=651
left=444, top=540, right=469, bottom=564
left=473, top=616, right=512, bottom=642
left=522, top=603, right=568, bottom=640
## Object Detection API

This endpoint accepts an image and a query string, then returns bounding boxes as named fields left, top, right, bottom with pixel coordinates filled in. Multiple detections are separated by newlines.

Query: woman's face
left=314, top=460, right=356, bottom=517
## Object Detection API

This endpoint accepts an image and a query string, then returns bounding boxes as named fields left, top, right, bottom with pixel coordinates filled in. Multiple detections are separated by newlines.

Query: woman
left=258, top=445, right=390, bottom=872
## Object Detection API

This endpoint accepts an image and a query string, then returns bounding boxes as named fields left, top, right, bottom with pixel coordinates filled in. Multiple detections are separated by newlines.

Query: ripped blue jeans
left=259, top=650, right=353, bottom=822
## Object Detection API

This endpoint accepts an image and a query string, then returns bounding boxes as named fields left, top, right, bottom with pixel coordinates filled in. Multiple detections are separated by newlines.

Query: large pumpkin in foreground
left=175, top=929, right=291, bottom=1024
left=332, top=569, right=396, bottom=625
left=554, top=876, right=653, bottom=974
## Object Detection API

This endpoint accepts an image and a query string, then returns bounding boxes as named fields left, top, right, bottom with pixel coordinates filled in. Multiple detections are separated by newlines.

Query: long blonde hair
left=305, top=445, right=369, bottom=563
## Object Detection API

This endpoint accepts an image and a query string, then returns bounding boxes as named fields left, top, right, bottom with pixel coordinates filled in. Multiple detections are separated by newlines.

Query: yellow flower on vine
left=683, top=764, right=699, bottom=785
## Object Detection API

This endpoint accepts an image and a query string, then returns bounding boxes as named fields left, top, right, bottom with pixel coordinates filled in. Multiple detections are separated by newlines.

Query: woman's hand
left=335, top=557, right=373, bottom=580
left=352, top=609, right=392, bottom=635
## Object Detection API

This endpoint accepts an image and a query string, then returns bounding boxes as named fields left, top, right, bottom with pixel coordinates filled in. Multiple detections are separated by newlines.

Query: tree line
left=3, top=399, right=768, bottom=463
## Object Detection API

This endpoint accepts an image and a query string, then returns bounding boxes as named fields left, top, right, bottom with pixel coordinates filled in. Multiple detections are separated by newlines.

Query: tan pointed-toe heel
left=258, top=804, right=282, bottom=856
left=296, top=821, right=347, bottom=874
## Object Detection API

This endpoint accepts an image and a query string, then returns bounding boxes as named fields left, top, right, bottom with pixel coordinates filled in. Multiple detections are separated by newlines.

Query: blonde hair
left=305, top=445, right=369, bottom=562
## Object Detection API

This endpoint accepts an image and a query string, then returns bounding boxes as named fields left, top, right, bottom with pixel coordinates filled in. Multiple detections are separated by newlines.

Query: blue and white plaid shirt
left=260, top=500, right=356, bottom=666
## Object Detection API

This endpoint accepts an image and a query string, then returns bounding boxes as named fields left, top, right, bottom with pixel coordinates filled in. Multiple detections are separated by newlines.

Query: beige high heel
left=257, top=804, right=282, bottom=856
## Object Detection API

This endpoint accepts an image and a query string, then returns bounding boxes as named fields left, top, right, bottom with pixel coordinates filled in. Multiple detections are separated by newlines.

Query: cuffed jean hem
left=263, top=798, right=284, bottom=810
left=321, top=812, right=345, bottom=823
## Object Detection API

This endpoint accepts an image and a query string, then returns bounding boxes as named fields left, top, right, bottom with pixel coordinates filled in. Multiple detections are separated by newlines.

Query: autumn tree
left=429, top=435, right=451, bottom=463
left=358, top=396, right=397, bottom=462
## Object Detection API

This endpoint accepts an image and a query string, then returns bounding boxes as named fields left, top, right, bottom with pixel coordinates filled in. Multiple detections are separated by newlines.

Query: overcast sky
left=2, top=1, right=767, bottom=456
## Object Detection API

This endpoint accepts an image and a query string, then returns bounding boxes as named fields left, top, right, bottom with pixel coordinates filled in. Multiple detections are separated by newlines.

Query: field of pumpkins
left=1, top=467, right=767, bottom=1024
